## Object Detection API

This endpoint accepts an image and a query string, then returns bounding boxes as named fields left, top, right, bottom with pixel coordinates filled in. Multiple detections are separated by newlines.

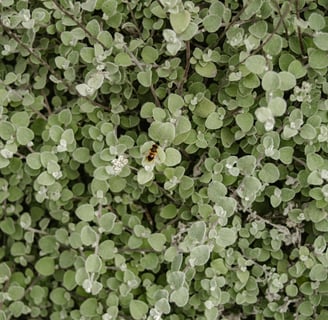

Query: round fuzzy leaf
left=75, top=204, right=94, bottom=222
left=8, top=285, right=25, bottom=301
left=11, top=111, right=30, bottom=127
left=148, top=233, right=166, bottom=252
left=249, top=21, right=267, bottom=38
left=160, top=204, right=177, bottom=219
left=137, top=168, right=154, bottom=185
left=87, top=73, right=104, bottom=90
left=237, top=155, right=257, bottom=175
left=140, top=102, right=156, bottom=118
left=309, top=49, right=328, bottom=69
left=205, top=112, right=223, bottom=129
left=170, top=10, right=190, bottom=34
left=108, top=176, right=126, bottom=192
left=170, top=287, right=189, bottom=307
left=259, top=163, right=280, bottom=183
left=80, top=298, right=98, bottom=317
left=0, top=217, right=15, bottom=235
left=16, top=127, right=34, bottom=145
left=313, top=32, right=328, bottom=51
left=98, top=31, right=113, bottom=47
left=81, top=225, right=97, bottom=246
left=164, top=148, right=181, bottom=166
left=137, top=70, right=152, bottom=87
left=306, top=153, right=324, bottom=171
left=288, top=60, right=307, bottom=79
left=0, top=121, right=15, bottom=140
left=0, top=262, right=11, bottom=284
left=50, top=287, right=67, bottom=305
left=72, top=147, right=90, bottom=163
left=37, top=172, right=55, bottom=186
left=102, top=0, right=117, bottom=17
left=209, top=1, right=224, bottom=16
left=263, top=34, right=283, bottom=55
left=286, top=284, right=298, bottom=297
left=300, top=124, right=316, bottom=140
left=236, top=113, right=253, bottom=132
left=189, top=221, right=206, bottom=243
left=240, top=0, right=262, bottom=19
left=178, top=22, right=198, bottom=41
left=255, top=107, right=273, bottom=122
left=208, top=181, right=227, bottom=202
left=216, top=228, right=237, bottom=247
left=149, top=121, right=175, bottom=143
left=262, top=71, right=280, bottom=91
left=308, top=13, right=326, bottom=31
left=175, top=116, right=191, bottom=135
left=166, top=41, right=181, bottom=56
left=155, top=298, right=170, bottom=314
left=245, top=55, right=266, bottom=74
left=203, top=14, right=222, bottom=32
left=80, top=47, right=94, bottom=63
left=278, top=71, right=296, bottom=91
left=243, top=73, right=260, bottom=88
left=168, top=93, right=184, bottom=114
left=153, top=108, right=166, bottom=121
left=26, top=153, right=42, bottom=170
left=35, top=257, right=55, bottom=276
left=98, top=240, right=116, bottom=260
left=268, top=97, right=286, bottom=117
left=298, top=301, right=313, bottom=317
left=195, top=62, right=217, bottom=78
left=4, top=71, right=16, bottom=84
left=141, top=46, right=159, bottom=64
left=307, top=171, right=323, bottom=185
left=129, top=300, right=149, bottom=320
left=58, top=109, right=72, bottom=125
left=279, top=147, right=294, bottom=164
left=99, top=212, right=116, bottom=233
left=114, top=52, right=132, bottom=66
left=76, top=84, right=93, bottom=97
left=194, top=98, right=216, bottom=118
left=309, top=264, right=327, bottom=281
left=190, top=244, right=211, bottom=266
left=313, top=236, right=326, bottom=254
left=85, top=254, right=102, bottom=273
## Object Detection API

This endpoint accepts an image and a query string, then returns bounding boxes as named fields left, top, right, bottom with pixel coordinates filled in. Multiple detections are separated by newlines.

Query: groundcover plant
left=0, top=0, right=328, bottom=319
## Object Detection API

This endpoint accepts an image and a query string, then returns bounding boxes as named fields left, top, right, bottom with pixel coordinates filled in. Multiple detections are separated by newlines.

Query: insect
left=146, top=143, right=158, bottom=162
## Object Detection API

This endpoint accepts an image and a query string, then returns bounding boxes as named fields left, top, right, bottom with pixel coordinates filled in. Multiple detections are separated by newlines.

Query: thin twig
left=240, top=3, right=291, bottom=65
left=217, top=3, right=248, bottom=43
left=124, top=46, right=161, bottom=108
left=52, top=0, right=104, bottom=48
left=126, top=1, right=142, bottom=37
left=177, top=41, right=191, bottom=95
left=295, top=0, right=306, bottom=57
left=0, top=21, right=109, bottom=110
left=273, top=0, right=290, bottom=42
left=30, top=107, right=48, bottom=120
left=293, top=156, right=306, bottom=167
left=25, top=227, right=48, bottom=235
left=41, top=90, right=52, bottom=114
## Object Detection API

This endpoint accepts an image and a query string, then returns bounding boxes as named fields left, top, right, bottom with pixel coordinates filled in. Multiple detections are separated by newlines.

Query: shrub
left=1, top=0, right=328, bottom=319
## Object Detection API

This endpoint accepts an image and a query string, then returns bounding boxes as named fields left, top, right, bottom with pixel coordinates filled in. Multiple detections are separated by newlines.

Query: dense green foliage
left=1, top=0, right=328, bottom=319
